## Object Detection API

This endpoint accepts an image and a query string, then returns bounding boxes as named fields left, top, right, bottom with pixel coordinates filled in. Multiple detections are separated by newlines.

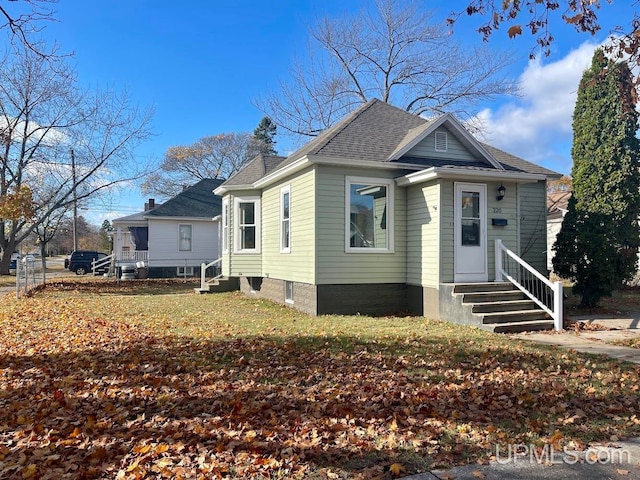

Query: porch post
left=494, top=239, right=504, bottom=282
left=553, top=280, right=563, bottom=331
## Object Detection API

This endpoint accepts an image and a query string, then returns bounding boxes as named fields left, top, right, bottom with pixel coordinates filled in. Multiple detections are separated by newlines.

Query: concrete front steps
left=453, top=282, right=554, bottom=333
left=194, top=276, right=239, bottom=294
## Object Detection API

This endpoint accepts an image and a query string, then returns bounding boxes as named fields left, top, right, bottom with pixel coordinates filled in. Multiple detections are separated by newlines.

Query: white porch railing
left=495, top=239, right=563, bottom=331
left=117, top=251, right=148, bottom=263
left=200, top=257, right=223, bottom=290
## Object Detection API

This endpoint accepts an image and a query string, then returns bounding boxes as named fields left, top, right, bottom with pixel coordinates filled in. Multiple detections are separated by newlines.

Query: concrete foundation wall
left=239, top=276, right=318, bottom=315
left=147, top=266, right=202, bottom=279
left=407, top=285, right=441, bottom=319
left=238, top=277, right=407, bottom=316
left=438, top=284, right=477, bottom=326
left=316, top=284, right=407, bottom=316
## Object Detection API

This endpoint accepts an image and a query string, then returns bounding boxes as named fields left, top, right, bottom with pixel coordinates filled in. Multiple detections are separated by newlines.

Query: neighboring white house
left=547, top=191, right=571, bottom=271
left=112, top=178, right=223, bottom=278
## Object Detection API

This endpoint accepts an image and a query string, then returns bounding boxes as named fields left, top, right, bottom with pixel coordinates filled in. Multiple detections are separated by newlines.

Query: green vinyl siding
left=486, top=181, right=518, bottom=280
left=405, top=127, right=477, bottom=162
left=262, top=167, right=315, bottom=283
left=440, top=181, right=454, bottom=282
left=316, top=165, right=406, bottom=284
left=439, top=180, right=518, bottom=282
left=518, top=180, right=548, bottom=274
left=406, top=182, right=440, bottom=287
left=226, top=190, right=262, bottom=277
left=221, top=195, right=231, bottom=277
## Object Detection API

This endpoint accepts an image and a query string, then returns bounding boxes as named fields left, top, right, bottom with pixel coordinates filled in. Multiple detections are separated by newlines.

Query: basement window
left=177, top=266, right=194, bottom=277
left=285, top=281, right=294, bottom=304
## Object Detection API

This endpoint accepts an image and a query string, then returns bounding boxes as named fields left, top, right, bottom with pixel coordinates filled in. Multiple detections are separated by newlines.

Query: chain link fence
left=15, top=257, right=46, bottom=297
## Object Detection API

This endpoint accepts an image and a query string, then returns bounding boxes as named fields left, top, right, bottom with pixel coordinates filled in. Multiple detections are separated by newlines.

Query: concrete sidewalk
left=405, top=315, right=640, bottom=479
left=513, top=314, right=640, bottom=364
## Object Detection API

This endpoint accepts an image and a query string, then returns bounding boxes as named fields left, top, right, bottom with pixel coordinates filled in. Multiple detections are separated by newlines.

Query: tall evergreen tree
left=253, top=117, right=277, bottom=155
left=553, top=49, right=640, bottom=307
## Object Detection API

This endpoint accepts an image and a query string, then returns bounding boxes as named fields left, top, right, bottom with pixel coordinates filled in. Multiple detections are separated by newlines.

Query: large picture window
left=280, top=185, right=290, bottom=253
left=179, top=224, right=192, bottom=251
left=234, top=196, right=261, bottom=253
left=345, top=176, right=394, bottom=252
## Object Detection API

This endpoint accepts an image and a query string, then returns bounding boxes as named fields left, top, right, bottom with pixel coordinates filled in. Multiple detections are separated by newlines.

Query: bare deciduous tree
left=256, top=0, right=517, bottom=138
left=450, top=1, right=640, bottom=77
left=0, top=42, right=153, bottom=274
left=141, top=133, right=261, bottom=200
left=0, top=0, right=61, bottom=58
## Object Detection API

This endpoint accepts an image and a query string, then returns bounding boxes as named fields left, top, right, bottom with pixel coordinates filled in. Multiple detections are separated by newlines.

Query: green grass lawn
left=1, top=279, right=640, bottom=479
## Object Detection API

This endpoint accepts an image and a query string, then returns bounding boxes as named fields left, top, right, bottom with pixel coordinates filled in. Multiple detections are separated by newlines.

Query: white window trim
left=221, top=197, right=229, bottom=254
left=233, top=196, right=261, bottom=254
left=284, top=280, right=294, bottom=304
left=345, top=176, right=395, bottom=253
left=178, top=224, right=193, bottom=252
left=435, top=131, right=448, bottom=152
left=280, top=185, right=291, bottom=253
left=177, top=266, right=194, bottom=277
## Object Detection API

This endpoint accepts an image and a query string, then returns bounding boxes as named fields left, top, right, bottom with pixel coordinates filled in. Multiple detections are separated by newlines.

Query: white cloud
left=475, top=41, right=598, bottom=174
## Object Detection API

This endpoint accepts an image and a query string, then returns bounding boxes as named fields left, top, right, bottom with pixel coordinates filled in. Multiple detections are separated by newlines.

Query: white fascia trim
left=395, top=167, right=546, bottom=187
left=388, top=117, right=444, bottom=160
left=143, top=216, right=214, bottom=221
left=220, top=155, right=426, bottom=194
left=443, top=115, right=505, bottom=171
left=214, top=184, right=253, bottom=195
left=211, top=215, right=221, bottom=222
left=111, top=220, right=148, bottom=226
left=311, top=154, right=425, bottom=171
left=253, top=157, right=311, bottom=189
left=387, top=113, right=504, bottom=171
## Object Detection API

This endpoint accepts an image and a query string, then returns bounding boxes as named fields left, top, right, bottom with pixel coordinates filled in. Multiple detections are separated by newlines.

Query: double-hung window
left=345, top=176, right=394, bottom=253
left=280, top=185, right=291, bottom=253
left=179, top=224, right=192, bottom=251
left=234, top=196, right=261, bottom=253
left=221, top=197, right=229, bottom=254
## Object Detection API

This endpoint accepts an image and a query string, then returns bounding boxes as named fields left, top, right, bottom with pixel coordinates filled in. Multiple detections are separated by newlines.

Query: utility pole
left=71, top=148, right=78, bottom=251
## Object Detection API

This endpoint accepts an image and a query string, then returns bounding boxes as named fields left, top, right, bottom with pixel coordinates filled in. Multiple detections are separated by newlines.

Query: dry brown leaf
left=507, top=25, right=522, bottom=38
left=389, top=462, right=407, bottom=476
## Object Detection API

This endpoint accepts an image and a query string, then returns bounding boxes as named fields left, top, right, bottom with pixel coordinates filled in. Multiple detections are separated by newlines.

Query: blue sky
left=35, top=1, right=634, bottom=224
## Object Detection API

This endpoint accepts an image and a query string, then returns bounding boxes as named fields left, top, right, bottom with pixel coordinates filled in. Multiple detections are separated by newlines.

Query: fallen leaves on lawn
left=1, top=284, right=640, bottom=479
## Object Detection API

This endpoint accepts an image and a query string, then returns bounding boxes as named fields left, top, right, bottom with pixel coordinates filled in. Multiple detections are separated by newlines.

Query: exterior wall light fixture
left=497, top=184, right=506, bottom=201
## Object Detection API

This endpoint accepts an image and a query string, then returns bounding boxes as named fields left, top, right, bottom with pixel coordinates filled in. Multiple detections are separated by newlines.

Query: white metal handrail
left=495, top=239, right=563, bottom=331
left=200, top=257, right=223, bottom=290
left=92, top=254, right=114, bottom=275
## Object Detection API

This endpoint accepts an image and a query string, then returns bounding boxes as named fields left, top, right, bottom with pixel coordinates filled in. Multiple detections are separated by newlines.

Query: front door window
left=461, top=191, right=480, bottom=246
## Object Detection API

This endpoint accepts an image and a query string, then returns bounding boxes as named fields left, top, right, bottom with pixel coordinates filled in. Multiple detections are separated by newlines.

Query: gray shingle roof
left=222, top=154, right=286, bottom=187
left=223, top=99, right=561, bottom=187
left=482, top=144, right=561, bottom=177
left=278, top=99, right=426, bottom=169
left=145, top=178, right=224, bottom=218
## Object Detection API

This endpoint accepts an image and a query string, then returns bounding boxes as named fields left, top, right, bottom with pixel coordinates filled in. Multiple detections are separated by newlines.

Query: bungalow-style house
left=213, top=100, right=562, bottom=331
left=112, top=178, right=223, bottom=278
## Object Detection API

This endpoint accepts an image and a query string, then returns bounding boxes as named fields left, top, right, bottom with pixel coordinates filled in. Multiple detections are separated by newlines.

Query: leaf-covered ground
left=1, top=280, right=640, bottom=479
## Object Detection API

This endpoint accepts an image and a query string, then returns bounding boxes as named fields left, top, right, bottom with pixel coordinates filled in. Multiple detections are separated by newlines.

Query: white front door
left=454, top=182, right=488, bottom=282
